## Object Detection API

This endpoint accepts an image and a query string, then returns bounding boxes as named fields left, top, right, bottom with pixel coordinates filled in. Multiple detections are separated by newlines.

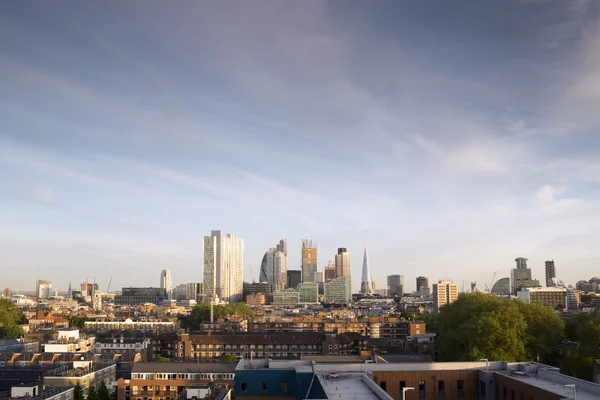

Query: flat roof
left=318, top=373, right=390, bottom=400
left=132, top=362, right=237, bottom=374
left=497, top=371, right=599, bottom=400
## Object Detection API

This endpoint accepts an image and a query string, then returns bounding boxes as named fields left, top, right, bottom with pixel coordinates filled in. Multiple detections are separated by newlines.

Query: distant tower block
left=471, top=282, right=477, bottom=293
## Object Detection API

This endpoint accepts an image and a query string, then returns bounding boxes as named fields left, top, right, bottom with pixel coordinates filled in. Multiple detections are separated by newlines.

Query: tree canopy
left=219, top=354, right=238, bottom=362
left=435, top=293, right=564, bottom=363
left=561, top=309, right=600, bottom=381
left=184, top=302, right=252, bottom=330
left=0, top=299, right=24, bottom=338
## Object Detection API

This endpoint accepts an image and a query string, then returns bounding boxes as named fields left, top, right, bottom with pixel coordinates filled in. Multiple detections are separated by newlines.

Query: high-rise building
left=387, top=275, right=404, bottom=296
left=203, top=230, right=244, bottom=303
left=335, top=248, right=350, bottom=278
left=545, top=260, right=556, bottom=286
left=433, top=280, right=459, bottom=312
left=286, top=270, right=302, bottom=289
left=360, top=248, right=374, bottom=295
left=3, top=288, right=10, bottom=298
left=511, top=257, right=540, bottom=295
left=324, top=261, right=335, bottom=283
left=301, top=238, right=318, bottom=282
left=160, top=270, right=173, bottom=300
left=416, top=276, right=429, bottom=292
left=259, top=240, right=287, bottom=291
left=185, top=283, right=201, bottom=301
left=37, top=280, right=52, bottom=299
left=324, top=275, right=352, bottom=304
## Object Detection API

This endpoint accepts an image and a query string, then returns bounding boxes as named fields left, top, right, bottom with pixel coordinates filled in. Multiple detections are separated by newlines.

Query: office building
left=273, top=288, right=299, bottom=307
left=114, top=287, right=167, bottom=305
left=37, top=280, right=52, bottom=299
left=360, top=247, right=374, bottom=295
left=545, top=260, right=556, bottom=286
left=160, top=269, right=172, bottom=300
left=517, top=287, right=567, bottom=310
left=334, top=248, right=350, bottom=278
left=203, top=230, right=244, bottom=303
left=287, top=270, right=301, bottom=289
left=490, top=277, right=511, bottom=296
left=511, top=257, right=540, bottom=295
left=185, top=282, right=201, bottom=301
left=324, top=275, right=352, bottom=304
left=416, top=276, right=429, bottom=292
left=567, top=289, right=579, bottom=311
left=301, top=238, right=317, bottom=283
left=433, top=280, right=459, bottom=312
left=243, top=282, right=273, bottom=301
left=259, top=240, right=287, bottom=291
left=324, top=261, right=335, bottom=283
left=298, top=282, right=319, bottom=304
left=387, top=275, right=404, bottom=296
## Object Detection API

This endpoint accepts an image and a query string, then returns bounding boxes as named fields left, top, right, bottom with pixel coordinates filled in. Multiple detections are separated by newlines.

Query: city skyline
left=2, top=1, right=600, bottom=291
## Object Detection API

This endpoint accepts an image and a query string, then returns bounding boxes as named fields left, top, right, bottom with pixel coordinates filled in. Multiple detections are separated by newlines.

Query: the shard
left=361, top=247, right=374, bottom=294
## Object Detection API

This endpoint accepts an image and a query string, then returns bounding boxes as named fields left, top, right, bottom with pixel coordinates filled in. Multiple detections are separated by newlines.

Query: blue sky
left=1, top=0, right=599, bottom=292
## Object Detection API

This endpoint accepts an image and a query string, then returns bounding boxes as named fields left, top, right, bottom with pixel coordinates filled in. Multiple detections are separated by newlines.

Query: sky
left=1, top=0, right=600, bottom=293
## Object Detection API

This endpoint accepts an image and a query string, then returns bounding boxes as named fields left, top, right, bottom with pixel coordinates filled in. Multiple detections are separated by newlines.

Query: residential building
left=84, top=319, right=176, bottom=333
left=490, top=277, right=511, bottom=296
left=297, top=283, right=319, bottom=304
left=517, top=287, right=567, bottom=310
left=287, top=270, right=302, bottom=289
left=567, top=289, right=579, bottom=311
left=545, top=260, right=556, bottom=286
left=203, top=230, right=244, bottom=303
left=432, top=280, right=458, bottom=312
left=42, top=329, right=95, bottom=353
left=11, top=384, right=73, bottom=400
left=511, top=257, right=541, bottom=295
left=259, top=243, right=287, bottom=291
left=301, top=238, right=317, bottom=283
left=273, top=289, right=299, bottom=307
left=360, top=248, right=374, bottom=295
left=159, top=270, right=172, bottom=300
left=44, top=358, right=117, bottom=397
left=114, top=288, right=167, bottom=305
left=416, top=276, right=429, bottom=293
left=387, top=275, right=404, bottom=296
left=334, top=248, right=350, bottom=278
left=117, top=362, right=236, bottom=400
left=37, top=280, right=52, bottom=299
left=246, top=293, right=266, bottom=306
left=95, top=337, right=152, bottom=361
left=324, top=275, right=351, bottom=304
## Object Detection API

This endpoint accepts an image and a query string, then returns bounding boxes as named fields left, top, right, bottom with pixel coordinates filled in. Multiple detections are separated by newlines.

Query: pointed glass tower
left=361, top=247, right=374, bottom=294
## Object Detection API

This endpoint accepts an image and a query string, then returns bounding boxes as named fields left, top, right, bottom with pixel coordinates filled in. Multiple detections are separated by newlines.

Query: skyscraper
left=416, top=276, right=429, bottom=292
left=335, top=248, right=350, bottom=278
left=203, top=230, right=244, bottom=303
left=259, top=240, right=287, bottom=291
left=511, top=257, right=540, bottom=295
left=387, top=275, right=404, bottom=296
left=360, top=248, right=374, bottom=295
left=160, top=269, right=173, bottom=300
left=545, top=260, right=556, bottom=286
left=324, top=261, right=335, bottom=283
left=433, top=280, right=459, bottom=312
left=287, top=270, right=302, bottom=289
left=301, top=238, right=317, bottom=283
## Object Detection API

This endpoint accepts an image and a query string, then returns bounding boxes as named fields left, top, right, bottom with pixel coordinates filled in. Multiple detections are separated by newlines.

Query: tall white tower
left=361, top=247, right=374, bottom=295
left=203, top=230, right=244, bottom=303
left=160, top=269, right=173, bottom=300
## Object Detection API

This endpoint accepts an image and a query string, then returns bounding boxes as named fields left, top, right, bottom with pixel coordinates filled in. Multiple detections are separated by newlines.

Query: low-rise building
left=84, top=319, right=176, bottom=333
left=11, top=384, right=74, bottom=400
left=517, top=287, right=567, bottom=309
left=273, top=289, right=299, bottom=307
left=43, top=357, right=117, bottom=396
left=95, top=337, right=152, bottom=361
left=298, top=283, right=319, bottom=304
left=246, top=293, right=266, bottom=306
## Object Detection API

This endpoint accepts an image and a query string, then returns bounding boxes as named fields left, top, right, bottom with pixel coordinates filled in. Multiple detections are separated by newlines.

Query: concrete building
left=387, top=275, right=404, bottom=296
left=545, top=260, right=556, bottom=286
left=203, top=230, right=244, bottom=303
left=11, top=384, right=74, bottom=400
left=114, top=287, right=167, bottom=305
left=567, top=289, right=579, bottom=311
left=334, top=248, right=350, bottom=279
left=416, top=276, right=429, bottom=293
left=432, top=280, right=459, bottom=312
left=273, top=288, right=299, bottom=307
left=511, top=257, right=540, bottom=295
left=44, top=357, right=117, bottom=397
left=360, top=248, right=374, bottom=295
left=259, top=243, right=287, bottom=291
left=324, top=275, right=352, bottom=304
left=301, top=238, right=318, bottom=283
left=84, top=319, right=176, bottom=332
left=37, top=280, right=52, bottom=299
left=159, top=269, right=172, bottom=300
left=517, top=287, right=567, bottom=310
left=298, top=283, right=319, bottom=304
left=287, top=270, right=302, bottom=289
left=185, top=282, right=201, bottom=302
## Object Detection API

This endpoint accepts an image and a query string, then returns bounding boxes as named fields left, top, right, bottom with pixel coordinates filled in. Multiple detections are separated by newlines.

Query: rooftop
left=131, top=362, right=238, bottom=374
left=317, top=373, right=392, bottom=400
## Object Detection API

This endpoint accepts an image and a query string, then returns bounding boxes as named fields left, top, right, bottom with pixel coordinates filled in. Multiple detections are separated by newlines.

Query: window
left=419, top=381, right=425, bottom=398
left=240, top=383, right=247, bottom=392
left=281, top=383, right=288, bottom=392
left=400, top=381, right=406, bottom=393
left=480, top=380, right=487, bottom=397
left=457, top=380, right=464, bottom=398
left=519, top=394, right=524, bottom=400
left=261, top=382, right=268, bottom=392
left=511, top=390, right=515, bottom=400
left=503, top=386, right=507, bottom=399
left=380, top=381, right=387, bottom=392
left=438, top=380, right=445, bottom=398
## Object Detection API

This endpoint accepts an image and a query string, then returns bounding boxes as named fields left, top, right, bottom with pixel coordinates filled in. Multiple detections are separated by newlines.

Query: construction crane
left=485, top=271, right=498, bottom=293
left=107, top=277, right=112, bottom=293
left=249, top=264, right=255, bottom=283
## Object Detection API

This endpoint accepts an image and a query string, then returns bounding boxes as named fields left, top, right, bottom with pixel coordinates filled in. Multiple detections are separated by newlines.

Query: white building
left=432, top=280, right=459, bottom=312
left=273, top=288, right=299, bottom=307
left=160, top=269, right=173, bottom=300
left=203, top=230, right=244, bottom=303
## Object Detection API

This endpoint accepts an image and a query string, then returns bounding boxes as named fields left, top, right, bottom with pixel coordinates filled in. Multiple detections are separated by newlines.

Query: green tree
left=73, top=383, right=84, bottom=400
left=69, top=316, right=89, bottom=329
left=97, top=381, right=110, bottom=400
left=155, top=355, right=171, bottom=362
left=87, top=385, right=99, bottom=400
left=565, top=308, right=600, bottom=343
left=0, top=299, right=24, bottom=338
left=185, top=302, right=252, bottom=330
left=562, top=309, right=600, bottom=381
left=516, top=301, right=564, bottom=363
left=219, top=354, right=237, bottom=362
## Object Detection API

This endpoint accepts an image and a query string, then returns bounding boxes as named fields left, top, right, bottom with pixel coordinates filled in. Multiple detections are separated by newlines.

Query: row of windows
left=378, top=379, right=465, bottom=399
left=191, top=343, right=320, bottom=350
left=239, top=382, right=288, bottom=392
left=131, top=373, right=235, bottom=381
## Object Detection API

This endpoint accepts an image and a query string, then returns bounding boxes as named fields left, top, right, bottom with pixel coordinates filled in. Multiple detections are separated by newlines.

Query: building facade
left=259, top=243, right=287, bottom=291
left=287, top=270, right=302, bottom=289
left=301, top=238, right=318, bottom=283
left=511, top=257, right=540, bottom=295
left=334, top=248, right=350, bottom=279
left=432, top=280, right=459, bottom=312
left=416, top=276, right=429, bottom=293
left=324, top=275, right=351, bottom=304
left=114, top=288, right=167, bottom=305
left=387, top=275, right=404, bottom=296
left=297, top=283, right=319, bottom=304
left=545, top=260, right=556, bottom=286
left=273, top=289, right=299, bottom=307
left=160, top=270, right=172, bottom=300
left=517, top=287, right=567, bottom=309
left=203, top=230, right=244, bottom=303
left=360, top=248, right=374, bottom=295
